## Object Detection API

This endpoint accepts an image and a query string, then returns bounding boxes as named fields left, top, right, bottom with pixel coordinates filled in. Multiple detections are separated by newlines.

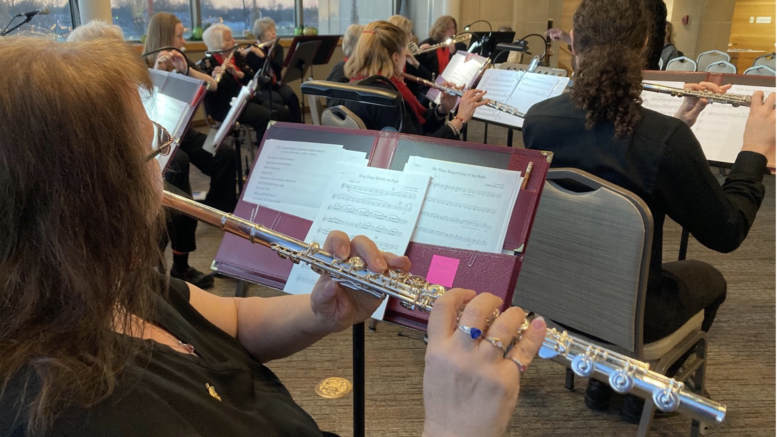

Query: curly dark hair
left=571, top=0, right=649, bottom=137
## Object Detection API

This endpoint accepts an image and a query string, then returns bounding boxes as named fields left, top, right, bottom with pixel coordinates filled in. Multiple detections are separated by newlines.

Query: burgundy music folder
left=213, top=122, right=551, bottom=331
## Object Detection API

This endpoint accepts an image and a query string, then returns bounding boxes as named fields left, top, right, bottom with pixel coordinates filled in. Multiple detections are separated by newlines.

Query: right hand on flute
left=154, top=50, right=186, bottom=73
left=423, top=290, right=547, bottom=437
left=742, top=90, right=777, bottom=157
left=673, top=81, right=731, bottom=127
left=546, top=27, right=572, bottom=45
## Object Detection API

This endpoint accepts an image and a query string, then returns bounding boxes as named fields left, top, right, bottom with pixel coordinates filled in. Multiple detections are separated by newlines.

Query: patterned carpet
left=179, top=121, right=775, bottom=436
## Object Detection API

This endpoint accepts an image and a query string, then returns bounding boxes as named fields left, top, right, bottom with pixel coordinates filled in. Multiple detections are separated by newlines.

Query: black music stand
left=280, top=40, right=322, bottom=123
left=468, top=31, right=515, bottom=59
left=299, top=80, right=402, bottom=437
left=282, top=35, right=341, bottom=72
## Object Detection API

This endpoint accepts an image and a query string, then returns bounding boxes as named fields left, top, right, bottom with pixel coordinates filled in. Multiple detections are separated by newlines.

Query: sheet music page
left=691, top=84, right=775, bottom=164
left=640, top=80, right=686, bottom=117
left=242, top=140, right=369, bottom=220
left=283, top=165, right=431, bottom=320
left=404, top=157, right=522, bottom=253
left=142, top=91, right=190, bottom=171
left=428, top=52, right=487, bottom=105
left=474, top=70, right=567, bottom=128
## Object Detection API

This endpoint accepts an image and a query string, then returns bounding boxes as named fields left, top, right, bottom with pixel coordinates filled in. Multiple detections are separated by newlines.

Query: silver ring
left=508, top=356, right=527, bottom=373
left=457, top=324, right=483, bottom=339
left=484, top=336, right=508, bottom=354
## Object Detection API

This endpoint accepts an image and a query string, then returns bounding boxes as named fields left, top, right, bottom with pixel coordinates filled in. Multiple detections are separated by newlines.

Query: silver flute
left=401, top=72, right=527, bottom=118
left=642, top=82, right=753, bottom=107
left=162, top=190, right=726, bottom=425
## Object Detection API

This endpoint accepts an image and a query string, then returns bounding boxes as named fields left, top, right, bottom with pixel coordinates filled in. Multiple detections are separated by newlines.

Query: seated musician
left=522, top=0, right=775, bottom=422
left=133, top=14, right=239, bottom=287
left=387, top=15, right=433, bottom=98
left=342, top=21, right=487, bottom=139
left=199, top=24, right=290, bottom=141
left=326, top=23, right=363, bottom=84
left=250, top=17, right=303, bottom=123
left=417, top=15, right=468, bottom=79
left=0, top=37, right=547, bottom=437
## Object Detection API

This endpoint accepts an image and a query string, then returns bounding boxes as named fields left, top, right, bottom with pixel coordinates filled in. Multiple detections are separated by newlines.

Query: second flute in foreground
left=642, top=82, right=753, bottom=107
left=163, top=190, right=726, bottom=426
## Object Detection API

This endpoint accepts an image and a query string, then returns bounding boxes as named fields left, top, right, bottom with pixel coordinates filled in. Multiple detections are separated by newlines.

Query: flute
left=213, top=46, right=238, bottom=83
left=162, top=190, right=727, bottom=426
left=402, top=72, right=526, bottom=118
left=642, top=82, right=753, bottom=107
left=408, top=33, right=472, bottom=56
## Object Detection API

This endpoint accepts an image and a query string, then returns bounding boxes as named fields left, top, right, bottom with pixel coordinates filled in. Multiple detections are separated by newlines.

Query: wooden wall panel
left=729, top=0, right=776, bottom=53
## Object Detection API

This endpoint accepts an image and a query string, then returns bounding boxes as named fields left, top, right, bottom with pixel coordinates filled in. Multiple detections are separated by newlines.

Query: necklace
left=149, top=324, right=196, bottom=355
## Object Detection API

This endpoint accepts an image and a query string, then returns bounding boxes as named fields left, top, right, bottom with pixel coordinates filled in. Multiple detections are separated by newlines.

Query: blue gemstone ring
left=457, top=324, right=483, bottom=340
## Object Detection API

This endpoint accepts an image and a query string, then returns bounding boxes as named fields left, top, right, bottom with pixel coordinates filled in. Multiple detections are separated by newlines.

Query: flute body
left=402, top=73, right=526, bottom=118
left=213, top=47, right=238, bottom=83
left=642, top=82, right=752, bottom=107
left=162, top=190, right=726, bottom=426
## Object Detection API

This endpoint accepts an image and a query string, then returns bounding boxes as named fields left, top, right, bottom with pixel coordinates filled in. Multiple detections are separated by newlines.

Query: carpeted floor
left=176, top=120, right=775, bottom=436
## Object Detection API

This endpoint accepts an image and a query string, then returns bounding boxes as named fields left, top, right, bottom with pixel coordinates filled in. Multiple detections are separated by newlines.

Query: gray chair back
left=744, top=65, right=776, bottom=76
left=696, top=50, right=730, bottom=72
left=321, top=106, right=367, bottom=130
left=513, top=168, right=653, bottom=355
left=705, top=60, right=737, bottom=74
left=665, top=56, right=697, bottom=72
left=754, top=52, right=776, bottom=69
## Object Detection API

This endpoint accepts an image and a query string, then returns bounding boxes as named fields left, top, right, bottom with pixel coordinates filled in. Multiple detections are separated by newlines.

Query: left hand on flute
left=674, top=81, right=732, bottom=127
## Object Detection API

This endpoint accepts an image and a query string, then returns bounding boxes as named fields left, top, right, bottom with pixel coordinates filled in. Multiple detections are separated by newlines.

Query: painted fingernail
left=532, top=316, right=546, bottom=329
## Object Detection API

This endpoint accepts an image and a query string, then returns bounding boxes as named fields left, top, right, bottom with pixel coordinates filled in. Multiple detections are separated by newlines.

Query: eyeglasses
left=144, top=121, right=175, bottom=162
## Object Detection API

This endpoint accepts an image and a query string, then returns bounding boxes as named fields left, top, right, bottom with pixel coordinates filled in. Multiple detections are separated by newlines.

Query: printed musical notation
left=331, top=194, right=413, bottom=212
left=405, top=156, right=523, bottom=253
left=341, top=183, right=417, bottom=199
left=284, top=164, right=430, bottom=320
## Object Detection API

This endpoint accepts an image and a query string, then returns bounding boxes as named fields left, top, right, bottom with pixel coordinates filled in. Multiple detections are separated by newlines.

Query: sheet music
left=474, top=70, right=569, bottom=128
left=404, top=157, right=522, bottom=253
left=142, top=90, right=190, bottom=171
left=640, top=80, right=686, bottom=116
left=242, top=140, right=368, bottom=220
left=283, top=165, right=430, bottom=320
left=427, top=52, right=488, bottom=105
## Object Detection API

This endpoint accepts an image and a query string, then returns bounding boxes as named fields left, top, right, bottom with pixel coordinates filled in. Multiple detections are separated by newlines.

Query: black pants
left=258, top=83, right=302, bottom=123
left=163, top=130, right=238, bottom=253
left=643, top=259, right=727, bottom=343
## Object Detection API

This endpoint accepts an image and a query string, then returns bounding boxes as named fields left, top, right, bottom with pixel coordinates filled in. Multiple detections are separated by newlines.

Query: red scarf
left=436, top=46, right=451, bottom=75
left=214, top=53, right=242, bottom=82
left=351, top=75, right=427, bottom=125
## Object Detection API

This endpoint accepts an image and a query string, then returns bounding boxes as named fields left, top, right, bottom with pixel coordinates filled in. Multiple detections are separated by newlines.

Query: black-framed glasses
left=144, top=121, right=175, bottom=162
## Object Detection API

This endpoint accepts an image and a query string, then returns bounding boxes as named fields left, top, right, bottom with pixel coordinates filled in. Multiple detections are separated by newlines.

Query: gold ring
left=484, top=336, right=508, bottom=354
left=508, top=356, right=527, bottom=373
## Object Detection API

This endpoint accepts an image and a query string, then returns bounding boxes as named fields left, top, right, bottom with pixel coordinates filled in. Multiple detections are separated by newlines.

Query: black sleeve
left=421, top=107, right=456, bottom=139
left=270, top=45, right=284, bottom=80
left=654, top=124, right=766, bottom=253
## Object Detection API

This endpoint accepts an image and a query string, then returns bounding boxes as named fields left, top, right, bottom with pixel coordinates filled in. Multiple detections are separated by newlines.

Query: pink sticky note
left=426, top=255, right=460, bottom=288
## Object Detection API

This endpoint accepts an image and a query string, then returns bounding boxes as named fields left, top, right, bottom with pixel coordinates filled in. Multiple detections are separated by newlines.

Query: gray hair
left=343, top=24, right=364, bottom=58
left=202, top=24, right=231, bottom=52
left=66, top=20, right=124, bottom=42
left=253, top=17, right=275, bottom=41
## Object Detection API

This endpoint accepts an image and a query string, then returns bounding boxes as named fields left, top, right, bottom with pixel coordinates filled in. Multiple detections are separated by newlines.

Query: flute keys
left=609, top=369, right=635, bottom=394
left=347, top=256, right=365, bottom=271
left=571, top=354, right=595, bottom=377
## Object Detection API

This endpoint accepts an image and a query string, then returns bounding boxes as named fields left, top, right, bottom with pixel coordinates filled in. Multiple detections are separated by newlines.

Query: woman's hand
left=153, top=51, right=173, bottom=71
left=406, top=50, right=420, bottom=68
left=240, top=45, right=265, bottom=58
left=212, top=66, right=224, bottom=79
left=546, top=27, right=572, bottom=45
left=438, top=81, right=461, bottom=114
left=742, top=90, right=777, bottom=156
left=423, top=289, right=547, bottom=437
left=456, top=89, right=489, bottom=123
left=674, top=82, right=731, bottom=127
left=310, top=231, right=411, bottom=334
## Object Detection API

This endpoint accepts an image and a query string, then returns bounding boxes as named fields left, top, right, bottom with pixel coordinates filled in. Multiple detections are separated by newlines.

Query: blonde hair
left=143, top=12, right=181, bottom=66
left=253, top=17, right=275, bottom=42
left=0, top=36, right=163, bottom=435
left=67, top=20, right=124, bottom=42
left=344, top=21, right=406, bottom=79
left=429, top=15, right=457, bottom=42
left=342, top=23, right=364, bottom=57
left=388, top=15, right=413, bottom=35
left=202, top=23, right=232, bottom=52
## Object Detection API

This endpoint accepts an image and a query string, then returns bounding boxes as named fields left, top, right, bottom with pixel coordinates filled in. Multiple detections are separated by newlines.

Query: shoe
left=620, top=393, right=679, bottom=424
left=585, top=379, right=613, bottom=411
left=171, top=266, right=215, bottom=289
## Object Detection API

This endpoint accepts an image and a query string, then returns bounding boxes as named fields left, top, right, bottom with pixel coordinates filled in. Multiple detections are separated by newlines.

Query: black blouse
left=0, top=278, right=324, bottom=437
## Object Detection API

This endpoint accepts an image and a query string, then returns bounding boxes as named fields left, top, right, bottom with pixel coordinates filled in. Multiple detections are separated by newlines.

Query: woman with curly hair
left=523, top=0, right=775, bottom=423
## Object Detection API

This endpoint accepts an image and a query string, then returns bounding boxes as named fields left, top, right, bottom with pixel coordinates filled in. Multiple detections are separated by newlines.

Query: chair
left=753, top=52, right=776, bottom=69
left=743, top=65, right=776, bottom=76
left=513, top=168, right=711, bottom=437
left=665, top=56, right=697, bottom=72
left=696, top=50, right=730, bottom=72
left=705, top=60, right=737, bottom=74
left=321, top=106, right=367, bottom=130
left=306, top=79, right=325, bottom=126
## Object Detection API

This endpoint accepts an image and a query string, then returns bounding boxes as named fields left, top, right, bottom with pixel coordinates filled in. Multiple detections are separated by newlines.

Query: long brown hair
left=143, top=12, right=181, bottom=66
left=0, top=37, right=163, bottom=435
left=429, top=15, right=457, bottom=43
left=344, top=20, right=407, bottom=79
left=571, top=0, right=648, bottom=137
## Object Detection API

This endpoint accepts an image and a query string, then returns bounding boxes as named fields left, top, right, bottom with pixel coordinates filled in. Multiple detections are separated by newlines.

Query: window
left=201, top=0, right=296, bottom=38
left=315, top=0, right=393, bottom=35
left=110, top=0, right=192, bottom=41
left=0, top=0, right=73, bottom=39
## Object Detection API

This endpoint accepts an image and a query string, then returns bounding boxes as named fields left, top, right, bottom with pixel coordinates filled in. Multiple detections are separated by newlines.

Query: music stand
left=282, top=35, right=341, bottom=68
left=300, top=80, right=403, bottom=437
left=468, top=31, right=515, bottom=59
left=280, top=40, right=321, bottom=123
